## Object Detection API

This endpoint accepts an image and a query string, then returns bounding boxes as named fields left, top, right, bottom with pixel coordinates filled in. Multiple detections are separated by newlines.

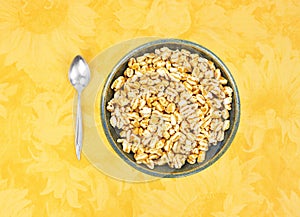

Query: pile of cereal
left=106, top=47, right=233, bottom=169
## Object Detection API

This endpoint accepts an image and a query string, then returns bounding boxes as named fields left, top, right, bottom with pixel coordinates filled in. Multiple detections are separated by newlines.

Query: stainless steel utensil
left=68, top=55, right=91, bottom=160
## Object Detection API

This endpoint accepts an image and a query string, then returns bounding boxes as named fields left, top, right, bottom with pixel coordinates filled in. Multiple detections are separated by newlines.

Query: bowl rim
left=101, top=38, right=240, bottom=178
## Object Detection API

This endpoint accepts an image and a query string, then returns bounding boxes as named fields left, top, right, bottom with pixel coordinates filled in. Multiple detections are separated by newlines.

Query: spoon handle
left=75, top=92, right=83, bottom=160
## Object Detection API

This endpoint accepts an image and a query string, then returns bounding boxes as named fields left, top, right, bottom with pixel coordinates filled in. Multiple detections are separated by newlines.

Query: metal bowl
left=101, top=39, right=240, bottom=178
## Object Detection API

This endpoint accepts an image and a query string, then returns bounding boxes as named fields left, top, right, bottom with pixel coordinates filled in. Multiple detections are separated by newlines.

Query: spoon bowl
left=69, top=55, right=91, bottom=160
left=69, top=55, right=91, bottom=91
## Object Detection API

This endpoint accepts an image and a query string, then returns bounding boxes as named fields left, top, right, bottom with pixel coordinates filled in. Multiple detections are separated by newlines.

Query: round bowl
left=101, top=38, right=240, bottom=178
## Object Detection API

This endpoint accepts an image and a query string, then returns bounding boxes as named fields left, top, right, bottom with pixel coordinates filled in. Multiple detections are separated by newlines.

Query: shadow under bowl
left=101, top=39, right=240, bottom=178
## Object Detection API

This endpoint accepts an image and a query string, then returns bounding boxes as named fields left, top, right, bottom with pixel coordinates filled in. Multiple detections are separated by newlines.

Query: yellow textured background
left=1, top=0, right=300, bottom=216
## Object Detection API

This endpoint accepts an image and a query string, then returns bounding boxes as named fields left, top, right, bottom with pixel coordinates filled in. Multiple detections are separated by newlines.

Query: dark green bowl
left=101, top=39, right=240, bottom=178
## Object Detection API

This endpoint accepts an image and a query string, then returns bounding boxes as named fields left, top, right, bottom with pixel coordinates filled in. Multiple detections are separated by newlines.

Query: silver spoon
left=68, top=55, right=91, bottom=160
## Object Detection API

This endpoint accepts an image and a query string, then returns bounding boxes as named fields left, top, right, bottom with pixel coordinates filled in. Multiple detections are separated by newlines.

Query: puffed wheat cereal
left=107, top=47, right=233, bottom=169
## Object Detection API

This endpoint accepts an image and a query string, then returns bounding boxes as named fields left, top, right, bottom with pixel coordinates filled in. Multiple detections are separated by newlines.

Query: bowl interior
left=101, top=39, right=240, bottom=178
